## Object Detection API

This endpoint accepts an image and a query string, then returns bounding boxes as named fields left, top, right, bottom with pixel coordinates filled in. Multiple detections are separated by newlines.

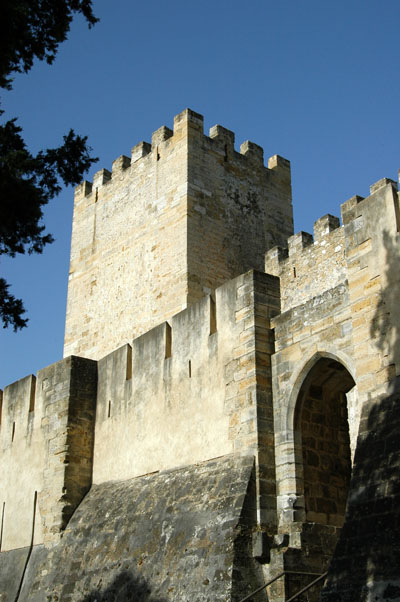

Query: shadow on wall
left=321, top=229, right=400, bottom=601
left=370, top=230, right=400, bottom=371
left=79, top=571, right=168, bottom=602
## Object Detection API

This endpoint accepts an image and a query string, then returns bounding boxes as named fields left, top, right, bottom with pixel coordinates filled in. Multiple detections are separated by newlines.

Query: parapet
left=267, top=174, right=399, bottom=277
left=151, top=125, right=173, bottom=148
left=265, top=213, right=342, bottom=275
left=131, top=141, right=151, bottom=163
left=370, top=177, right=397, bottom=195
left=265, top=175, right=399, bottom=313
left=91, top=270, right=280, bottom=484
left=0, top=357, right=97, bottom=548
left=74, top=108, right=291, bottom=203
left=1, top=374, right=37, bottom=446
left=173, top=108, right=204, bottom=134
left=112, top=154, right=131, bottom=172
left=340, top=176, right=398, bottom=225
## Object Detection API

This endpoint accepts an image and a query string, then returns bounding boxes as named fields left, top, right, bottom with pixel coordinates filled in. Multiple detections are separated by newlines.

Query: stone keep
left=0, top=109, right=399, bottom=602
left=64, top=109, right=293, bottom=359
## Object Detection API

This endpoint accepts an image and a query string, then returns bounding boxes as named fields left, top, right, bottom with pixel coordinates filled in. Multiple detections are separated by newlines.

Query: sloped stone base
left=1, top=454, right=266, bottom=601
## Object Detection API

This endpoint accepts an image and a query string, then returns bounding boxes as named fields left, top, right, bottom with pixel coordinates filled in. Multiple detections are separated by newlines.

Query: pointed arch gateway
left=294, top=356, right=355, bottom=527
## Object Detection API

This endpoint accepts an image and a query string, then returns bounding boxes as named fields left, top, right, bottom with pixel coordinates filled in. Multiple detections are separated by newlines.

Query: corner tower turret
left=64, top=109, right=293, bottom=359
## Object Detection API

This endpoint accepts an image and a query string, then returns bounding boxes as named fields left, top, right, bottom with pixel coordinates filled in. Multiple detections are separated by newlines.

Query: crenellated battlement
left=74, top=108, right=291, bottom=205
left=0, top=356, right=97, bottom=551
left=65, top=109, right=293, bottom=361
left=265, top=176, right=399, bottom=313
left=265, top=213, right=343, bottom=278
left=1, top=99, right=400, bottom=599
left=0, top=375, right=37, bottom=448
left=266, top=176, right=399, bottom=274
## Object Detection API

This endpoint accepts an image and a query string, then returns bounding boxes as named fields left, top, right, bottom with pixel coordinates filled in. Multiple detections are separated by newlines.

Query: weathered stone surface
left=12, top=454, right=265, bottom=602
left=92, top=270, right=279, bottom=528
left=64, top=109, right=293, bottom=361
left=39, top=355, right=97, bottom=543
left=0, top=357, right=97, bottom=550
left=1, top=111, right=399, bottom=601
left=0, top=547, right=31, bottom=602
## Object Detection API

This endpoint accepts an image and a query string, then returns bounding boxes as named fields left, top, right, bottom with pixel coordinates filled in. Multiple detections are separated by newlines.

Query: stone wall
left=265, top=214, right=346, bottom=313
left=261, top=176, right=400, bottom=601
left=64, top=112, right=190, bottom=360
left=1, top=454, right=266, bottom=602
left=0, top=357, right=97, bottom=549
left=343, top=179, right=400, bottom=400
left=263, top=178, right=400, bottom=533
left=64, top=109, right=293, bottom=361
left=0, top=375, right=44, bottom=551
left=186, top=119, right=293, bottom=305
left=0, top=270, right=280, bottom=558
left=318, top=180, right=400, bottom=602
left=92, top=269, right=280, bottom=526
left=1, top=102, right=399, bottom=602
left=270, top=283, right=356, bottom=532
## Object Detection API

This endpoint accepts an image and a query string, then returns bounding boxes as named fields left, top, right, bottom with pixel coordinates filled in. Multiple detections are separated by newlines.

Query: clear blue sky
left=1, top=0, right=399, bottom=388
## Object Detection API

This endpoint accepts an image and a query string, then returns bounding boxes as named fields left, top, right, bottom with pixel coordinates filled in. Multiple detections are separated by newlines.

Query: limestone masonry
left=1, top=109, right=399, bottom=601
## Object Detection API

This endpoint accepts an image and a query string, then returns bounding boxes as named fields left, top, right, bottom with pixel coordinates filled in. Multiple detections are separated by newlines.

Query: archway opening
left=295, top=357, right=355, bottom=527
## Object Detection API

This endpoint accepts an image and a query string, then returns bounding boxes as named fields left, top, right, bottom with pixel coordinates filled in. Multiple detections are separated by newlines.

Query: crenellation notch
left=112, top=155, right=131, bottom=173
left=288, top=231, right=313, bottom=257
left=240, top=140, right=264, bottom=165
left=93, top=168, right=111, bottom=188
left=131, top=141, right=151, bottom=163
left=151, top=126, right=173, bottom=149
left=313, top=214, right=340, bottom=241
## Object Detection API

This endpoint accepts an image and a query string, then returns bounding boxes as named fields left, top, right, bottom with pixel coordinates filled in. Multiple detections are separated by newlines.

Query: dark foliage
left=0, top=0, right=98, bottom=90
left=0, top=278, right=28, bottom=330
left=0, top=0, right=98, bottom=330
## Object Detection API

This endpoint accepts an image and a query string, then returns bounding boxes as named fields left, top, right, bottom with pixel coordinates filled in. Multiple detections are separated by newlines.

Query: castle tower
left=1, top=108, right=399, bottom=601
left=64, top=109, right=293, bottom=359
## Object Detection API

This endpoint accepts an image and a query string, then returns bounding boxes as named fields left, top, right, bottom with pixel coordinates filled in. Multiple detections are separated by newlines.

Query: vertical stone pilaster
left=38, top=356, right=97, bottom=544
left=344, top=182, right=400, bottom=401
left=253, top=271, right=281, bottom=526
left=227, top=270, right=280, bottom=528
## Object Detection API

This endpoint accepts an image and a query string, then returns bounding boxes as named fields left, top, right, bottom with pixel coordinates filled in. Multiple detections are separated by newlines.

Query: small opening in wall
left=0, top=501, right=5, bottom=551
left=95, top=187, right=98, bottom=202
left=29, top=378, right=36, bottom=413
left=293, top=266, right=297, bottom=278
left=394, top=194, right=400, bottom=233
left=224, top=144, right=228, bottom=162
left=156, top=146, right=160, bottom=161
left=108, top=401, right=111, bottom=418
left=210, top=295, right=217, bottom=335
left=11, top=422, right=15, bottom=442
left=188, top=360, right=192, bottom=378
left=126, top=345, right=132, bottom=380
left=165, top=323, right=172, bottom=359
left=30, top=491, right=37, bottom=548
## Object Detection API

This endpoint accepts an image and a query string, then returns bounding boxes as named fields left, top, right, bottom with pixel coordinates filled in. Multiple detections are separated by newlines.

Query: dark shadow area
left=295, top=358, right=354, bottom=528
left=370, top=230, right=400, bottom=368
left=281, top=358, right=355, bottom=602
left=79, top=570, right=168, bottom=602
left=320, top=384, right=400, bottom=602
left=321, top=227, right=400, bottom=601
left=231, top=465, right=267, bottom=602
